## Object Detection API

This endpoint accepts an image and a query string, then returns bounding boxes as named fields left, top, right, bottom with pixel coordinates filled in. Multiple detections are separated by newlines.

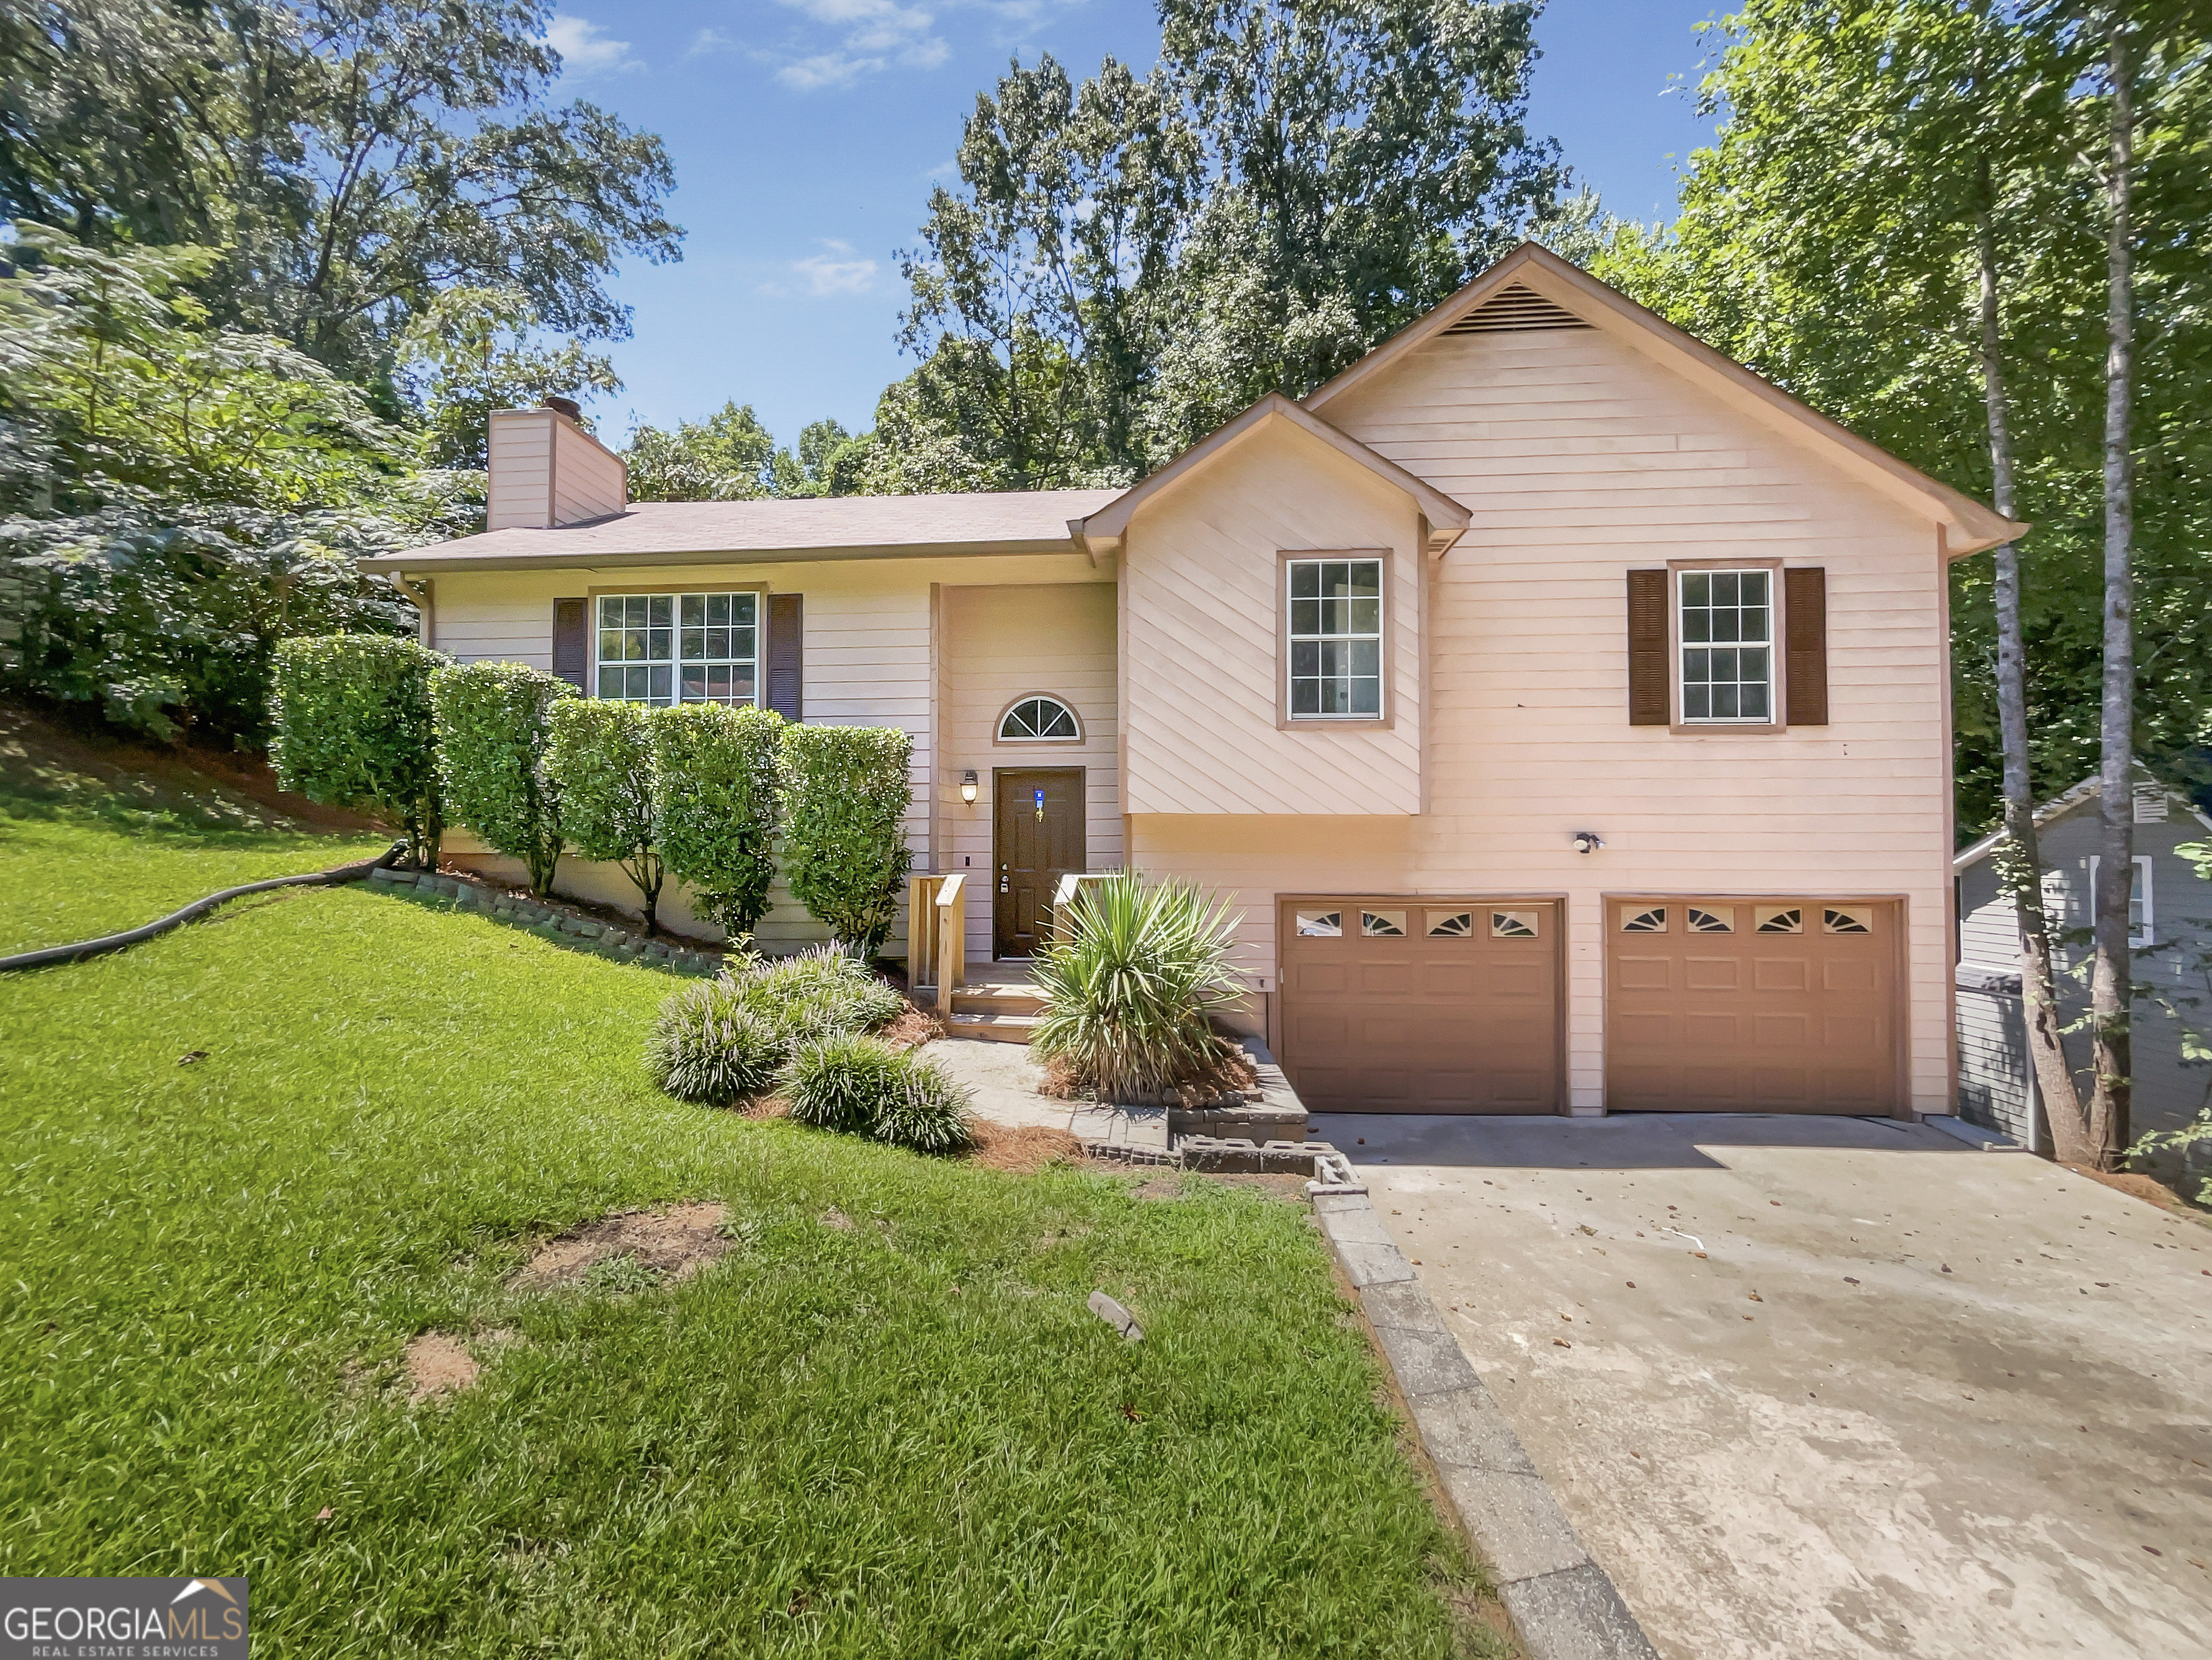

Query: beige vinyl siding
left=1121, top=421, right=1424, bottom=816
left=937, top=582, right=1121, bottom=965
left=485, top=412, right=553, bottom=531
left=1133, top=321, right=1958, bottom=1113
left=550, top=416, right=625, bottom=526
left=428, top=553, right=1108, bottom=958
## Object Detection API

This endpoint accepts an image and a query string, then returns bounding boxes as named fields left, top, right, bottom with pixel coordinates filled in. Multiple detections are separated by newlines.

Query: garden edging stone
left=1297, top=1151, right=1660, bottom=1660
left=367, top=866, right=722, bottom=975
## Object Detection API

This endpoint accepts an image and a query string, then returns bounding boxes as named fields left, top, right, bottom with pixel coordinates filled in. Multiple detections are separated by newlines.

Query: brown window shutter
left=552, top=598, right=588, bottom=690
left=1784, top=566, right=1828, bottom=726
left=1626, top=568, right=1670, bottom=726
left=766, top=593, right=803, bottom=720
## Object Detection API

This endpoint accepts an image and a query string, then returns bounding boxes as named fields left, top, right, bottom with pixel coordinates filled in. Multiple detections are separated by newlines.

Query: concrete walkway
left=1315, top=1112, right=2212, bottom=1660
left=918, top=1037, right=1169, bottom=1154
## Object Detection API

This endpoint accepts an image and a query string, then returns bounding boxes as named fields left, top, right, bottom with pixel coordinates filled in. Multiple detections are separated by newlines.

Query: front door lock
left=1000, top=863, right=1010, bottom=895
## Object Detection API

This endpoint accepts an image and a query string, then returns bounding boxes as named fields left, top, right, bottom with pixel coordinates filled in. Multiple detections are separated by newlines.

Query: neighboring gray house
left=1955, top=771, right=2211, bottom=1177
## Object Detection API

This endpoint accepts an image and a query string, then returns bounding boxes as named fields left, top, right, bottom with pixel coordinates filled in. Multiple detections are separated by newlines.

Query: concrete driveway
left=1313, top=1112, right=2212, bottom=1660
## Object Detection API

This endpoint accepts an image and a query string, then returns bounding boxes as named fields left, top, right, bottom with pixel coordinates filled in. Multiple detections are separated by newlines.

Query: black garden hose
left=0, top=840, right=409, bottom=973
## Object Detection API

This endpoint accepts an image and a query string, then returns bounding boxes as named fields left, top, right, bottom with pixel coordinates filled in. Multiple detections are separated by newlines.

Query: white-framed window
left=1288, top=557, right=1383, bottom=718
left=2087, top=854, right=2154, bottom=947
left=998, top=695, right=1080, bottom=741
left=596, top=592, right=758, bottom=705
left=1679, top=568, right=1773, bottom=723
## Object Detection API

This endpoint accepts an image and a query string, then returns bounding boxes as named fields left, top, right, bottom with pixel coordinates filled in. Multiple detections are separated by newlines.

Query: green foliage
left=779, top=723, right=915, bottom=957
left=648, top=701, right=783, bottom=943
left=430, top=659, right=573, bottom=893
left=396, top=287, right=621, bottom=470
left=545, top=697, right=662, bottom=929
left=624, top=401, right=779, bottom=501
left=1031, top=873, right=1247, bottom=1101
left=644, top=946, right=909, bottom=1107
left=269, top=633, right=442, bottom=865
left=785, top=1032, right=976, bottom=1153
left=1592, top=0, right=2212, bottom=831
left=884, top=3, right=1562, bottom=490
left=644, top=978, right=788, bottom=1105
left=0, top=0, right=681, bottom=382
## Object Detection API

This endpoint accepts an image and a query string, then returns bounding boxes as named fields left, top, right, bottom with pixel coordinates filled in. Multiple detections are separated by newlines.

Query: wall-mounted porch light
left=960, top=769, right=980, bottom=805
left=1571, top=830, right=1604, bottom=854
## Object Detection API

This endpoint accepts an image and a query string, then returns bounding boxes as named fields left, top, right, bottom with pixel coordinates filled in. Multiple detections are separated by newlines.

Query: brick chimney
left=486, top=401, right=627, bottom=530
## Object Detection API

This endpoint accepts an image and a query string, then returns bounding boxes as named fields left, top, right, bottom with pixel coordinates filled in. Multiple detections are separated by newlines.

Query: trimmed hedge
left=650, top=702, right=783, bottom=947
left=546, top=699, right=663, bottom=930
left=430, top=660, right=573, bottom=893
left=780, top=723, right=914, bottom=958
left=269, top=633, right=442, bottom=866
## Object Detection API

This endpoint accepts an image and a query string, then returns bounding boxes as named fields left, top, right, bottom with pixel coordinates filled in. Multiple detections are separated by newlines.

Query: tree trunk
left=2088, top=15, right=2136, bottom=1171
left=1977, top=203, right=2091, bottom=1163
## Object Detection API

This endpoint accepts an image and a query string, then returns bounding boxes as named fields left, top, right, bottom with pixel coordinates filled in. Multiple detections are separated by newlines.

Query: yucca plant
left=1029, top=873, right=1246, bottom=1102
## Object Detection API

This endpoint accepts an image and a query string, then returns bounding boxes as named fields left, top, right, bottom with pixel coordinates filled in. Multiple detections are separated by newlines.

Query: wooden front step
left=944, top=1011, right=1041, bottom=1044
left=952, top=983, right=1047, bottom=1017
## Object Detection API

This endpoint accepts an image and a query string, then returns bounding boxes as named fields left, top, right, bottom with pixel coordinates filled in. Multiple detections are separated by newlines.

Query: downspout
left=388, top=572, right=434, bottom=648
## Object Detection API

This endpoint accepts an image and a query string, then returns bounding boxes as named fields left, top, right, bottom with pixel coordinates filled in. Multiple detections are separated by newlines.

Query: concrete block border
left=1312, top=1180, right=1662, bottom=1659
left=367, top=867, right=722, bottom=975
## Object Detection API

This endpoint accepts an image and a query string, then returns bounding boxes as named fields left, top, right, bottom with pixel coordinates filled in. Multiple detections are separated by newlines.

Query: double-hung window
left=596, top=592, right=758, bottom=705
left=1679, top=569, right=1772, bottom=723
left=1287, top=557, right=1383, bottom=718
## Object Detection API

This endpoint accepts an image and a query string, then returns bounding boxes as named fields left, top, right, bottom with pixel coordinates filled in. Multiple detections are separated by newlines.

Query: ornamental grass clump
left=1031, top=873, right=1246, bottom=1102
left=645, top=945, right=912, bottom=1109
left=785, top=1034, right=975, bottom=1153
left=644, top=978, right=787, bottom=1105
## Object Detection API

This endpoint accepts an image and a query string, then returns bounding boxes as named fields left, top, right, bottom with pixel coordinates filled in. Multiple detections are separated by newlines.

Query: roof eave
left=359, top=535, right=1090, bottom=575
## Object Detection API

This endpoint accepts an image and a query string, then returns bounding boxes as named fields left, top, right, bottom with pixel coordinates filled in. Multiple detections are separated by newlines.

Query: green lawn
left=0, top=759, right=388, bottom=956
left=0, top=798, right=1495, bottom=1655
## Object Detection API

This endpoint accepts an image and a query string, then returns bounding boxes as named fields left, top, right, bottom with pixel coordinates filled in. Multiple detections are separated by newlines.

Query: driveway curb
left=1311, top=1184, right=1660, bottom=1660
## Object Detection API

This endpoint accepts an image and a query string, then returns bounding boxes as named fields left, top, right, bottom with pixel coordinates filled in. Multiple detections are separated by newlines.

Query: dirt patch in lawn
left=511, top=1202, right=731, bottom=1288
left=405, top=1333, right=480, bottom=1402
left=969, top=1120, right=1084, bottom=1174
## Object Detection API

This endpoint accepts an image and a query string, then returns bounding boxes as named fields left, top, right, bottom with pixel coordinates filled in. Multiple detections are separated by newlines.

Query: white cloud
left=769, top=0, right=947, bottom=89
left=687, top=27, right=739, bottom=57
left=790, top=240, right=879, bottom=295
left=546, top=14, right=642, bottom=77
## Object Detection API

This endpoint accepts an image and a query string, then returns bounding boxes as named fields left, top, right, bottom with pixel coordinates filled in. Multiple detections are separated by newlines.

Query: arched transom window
left=998, top=695, right=1080, bottom=741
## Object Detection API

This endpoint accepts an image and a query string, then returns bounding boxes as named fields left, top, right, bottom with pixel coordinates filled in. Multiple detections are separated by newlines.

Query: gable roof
left=1070, top=393, right=1472, bottom=557
left=1953, top=767, right=2212, bottom=870
left=361, top=488, right=1123, bottom=574
left=1304, top=242, right=2028, bottom=559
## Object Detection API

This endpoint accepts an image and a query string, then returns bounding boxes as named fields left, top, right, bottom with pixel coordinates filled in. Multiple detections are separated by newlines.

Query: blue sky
left=547, top=1, right=1727, bottom=447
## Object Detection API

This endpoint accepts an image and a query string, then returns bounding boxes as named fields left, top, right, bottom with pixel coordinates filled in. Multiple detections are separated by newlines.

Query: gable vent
left=1441, top=282, right=1591, bottom=335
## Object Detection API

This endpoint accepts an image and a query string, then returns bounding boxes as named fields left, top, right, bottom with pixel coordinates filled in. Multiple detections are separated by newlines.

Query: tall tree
left=1, top=1, right=681, bottom=385
left=887, top=0, right=1561, bottom=489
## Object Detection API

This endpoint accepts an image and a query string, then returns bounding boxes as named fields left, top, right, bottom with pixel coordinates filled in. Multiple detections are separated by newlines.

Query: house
left=1954, top=772, right=2212, bottom=1166
left=362, top=242, right=2022, bottom=1119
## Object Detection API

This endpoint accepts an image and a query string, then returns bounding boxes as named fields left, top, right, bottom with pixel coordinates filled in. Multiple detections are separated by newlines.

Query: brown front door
left=1278, top=898, right=1564, bottom=1113
left=994, top=769, right=1085, bottom=958
left=1605, top=898, right=1902, bottom=1112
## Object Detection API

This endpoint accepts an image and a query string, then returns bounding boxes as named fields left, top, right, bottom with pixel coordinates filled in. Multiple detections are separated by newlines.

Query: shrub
left=269, top=633, right=443, bottom=865
left=650, top=702, right=783, bottom=944
left=644, top=947, right=913, bottom=1107
left=546, top=697, right=663, bottom=930
left=644, top=979, right=787, bottom=1105
left=1031, top=873, right=1246, bottom=1102
left=785, top=1033, right=975, bottom=1153
left=430, top=659, right=573, bottom=893
left=779, top=723, right=915, bottom=958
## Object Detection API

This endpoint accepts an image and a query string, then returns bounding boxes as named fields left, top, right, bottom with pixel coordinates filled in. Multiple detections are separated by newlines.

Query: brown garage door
left=1606, top=898, right=1902, bottom=1113
left=1279, top=897, right=1562, bottom=1114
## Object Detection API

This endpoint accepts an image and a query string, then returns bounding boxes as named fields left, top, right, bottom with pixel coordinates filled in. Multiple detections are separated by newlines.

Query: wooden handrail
left=907, top=873, right=968, bottom=1012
